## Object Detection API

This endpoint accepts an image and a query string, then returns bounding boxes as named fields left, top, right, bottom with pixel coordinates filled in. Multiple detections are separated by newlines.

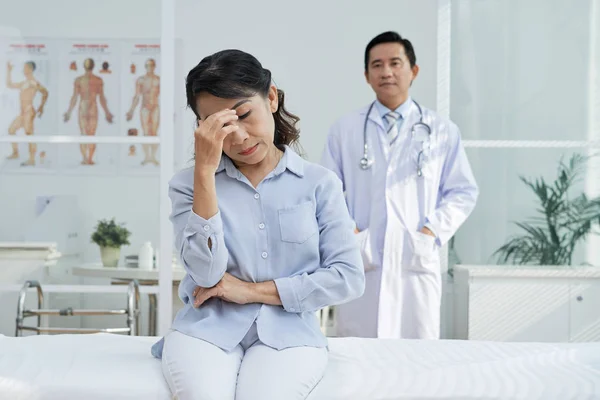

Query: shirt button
left=259, top=223, right=265, bottom=230
left=261, top=252, right=268, bottom=259
left=203, top=225, right=210, bottom=232
left=254, top=193, right=260, bottom=199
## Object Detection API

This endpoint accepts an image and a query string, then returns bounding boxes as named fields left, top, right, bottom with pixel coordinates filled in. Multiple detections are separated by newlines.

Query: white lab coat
left=320, top=101, right=478, bottom=339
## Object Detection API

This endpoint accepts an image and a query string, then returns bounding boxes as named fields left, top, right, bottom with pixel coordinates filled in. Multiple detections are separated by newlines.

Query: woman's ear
left=268, top=84, right=278, bottom=113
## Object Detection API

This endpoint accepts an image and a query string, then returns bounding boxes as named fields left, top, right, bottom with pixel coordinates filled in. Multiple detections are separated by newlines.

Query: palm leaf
left=494, top=153, right=600, bottom=266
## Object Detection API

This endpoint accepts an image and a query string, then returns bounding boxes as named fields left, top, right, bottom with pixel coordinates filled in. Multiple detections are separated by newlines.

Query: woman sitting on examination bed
left=150, top=49, right=365, bottom=400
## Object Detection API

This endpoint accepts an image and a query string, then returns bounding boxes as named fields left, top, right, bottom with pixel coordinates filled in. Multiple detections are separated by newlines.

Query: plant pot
left=100, top=246, right=120, bottom=267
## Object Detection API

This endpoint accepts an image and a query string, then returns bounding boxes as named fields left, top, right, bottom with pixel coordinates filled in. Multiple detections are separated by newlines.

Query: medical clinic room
left=1, top=0, right=600, bottom=399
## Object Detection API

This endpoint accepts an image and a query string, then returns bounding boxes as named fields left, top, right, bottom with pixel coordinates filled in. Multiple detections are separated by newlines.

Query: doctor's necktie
left=384, top=111, right=401, bottom=143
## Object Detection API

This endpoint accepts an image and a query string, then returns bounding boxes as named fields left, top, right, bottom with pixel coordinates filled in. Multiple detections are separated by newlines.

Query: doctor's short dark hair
left=364, top=31, right=417, bottom=71
left=185, top=49, right=301, bottom=151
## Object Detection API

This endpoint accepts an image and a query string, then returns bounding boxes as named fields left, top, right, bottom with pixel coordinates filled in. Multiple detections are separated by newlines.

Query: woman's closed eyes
left=238, top=110, right=251, bottom=120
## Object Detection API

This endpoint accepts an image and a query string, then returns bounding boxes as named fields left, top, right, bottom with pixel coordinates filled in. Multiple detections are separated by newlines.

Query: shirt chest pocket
left=278, top=201, right=319, bottom=244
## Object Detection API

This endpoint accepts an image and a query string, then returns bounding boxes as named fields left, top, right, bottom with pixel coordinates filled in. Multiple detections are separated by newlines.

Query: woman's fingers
left=193, top=108, right=239, bottom=172
left=216, top=124, right=239, bottom=141
left=204, top=110, right=238, bottom=133
left=194, top=109, right=237, bottom=137
left=194, top=287, right=217, bottom=307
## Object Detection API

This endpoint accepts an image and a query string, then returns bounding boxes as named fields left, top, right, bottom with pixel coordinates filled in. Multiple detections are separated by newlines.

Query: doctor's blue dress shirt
left=375, top=98, right=409, bottom=133
left=151, top=146, right=365, bottom=358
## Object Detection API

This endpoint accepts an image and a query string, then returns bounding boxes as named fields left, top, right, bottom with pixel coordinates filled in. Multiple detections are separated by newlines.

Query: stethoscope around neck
left=359, top=99, right=432, bottom=177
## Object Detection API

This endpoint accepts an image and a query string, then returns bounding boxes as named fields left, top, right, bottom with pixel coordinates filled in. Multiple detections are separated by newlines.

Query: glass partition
left=450, top=0, right=600, bottom=271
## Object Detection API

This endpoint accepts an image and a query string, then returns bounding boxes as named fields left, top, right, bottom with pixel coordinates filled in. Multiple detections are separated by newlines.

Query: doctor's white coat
left=320, top=101, right=478, bottom=339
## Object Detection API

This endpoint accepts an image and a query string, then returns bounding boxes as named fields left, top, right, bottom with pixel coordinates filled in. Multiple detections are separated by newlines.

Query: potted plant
left=91, top=218, right=131, bottom=267
left=494, top=153, right=600, bottom=265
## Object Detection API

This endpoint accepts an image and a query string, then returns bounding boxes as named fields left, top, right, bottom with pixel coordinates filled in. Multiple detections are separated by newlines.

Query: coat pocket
left=407, top=231, right=440, bottom=274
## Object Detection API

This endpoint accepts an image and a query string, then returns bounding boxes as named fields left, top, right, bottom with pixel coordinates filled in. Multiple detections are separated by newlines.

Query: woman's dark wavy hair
left=186, top=49, right=302, bottom=154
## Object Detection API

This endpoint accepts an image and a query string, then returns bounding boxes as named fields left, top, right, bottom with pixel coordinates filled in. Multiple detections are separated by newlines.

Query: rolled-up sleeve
left=169, top=175, right=228, bottom=288
left=274, top=171, right=365, bottom=313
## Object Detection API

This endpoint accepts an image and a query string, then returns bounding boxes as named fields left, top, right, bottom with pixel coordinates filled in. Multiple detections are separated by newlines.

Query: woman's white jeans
left=161, top=324, right=328, bottom=400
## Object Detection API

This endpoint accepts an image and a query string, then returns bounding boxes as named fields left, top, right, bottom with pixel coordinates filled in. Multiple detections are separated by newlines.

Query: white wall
left=0, top=1, right=161, bottom=38
left=175, top=0, right=439, bottom=162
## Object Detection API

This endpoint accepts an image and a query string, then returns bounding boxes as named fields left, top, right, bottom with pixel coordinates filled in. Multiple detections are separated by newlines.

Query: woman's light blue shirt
left=151, top=146, right=365, bottom=358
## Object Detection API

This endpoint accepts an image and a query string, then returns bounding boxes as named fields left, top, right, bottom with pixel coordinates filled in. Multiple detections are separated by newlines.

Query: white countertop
left=454, top=264, right=600, bottom=279
left=72, top=264, right=187, bottom=282
left=0, top=241, right=61, bottom=264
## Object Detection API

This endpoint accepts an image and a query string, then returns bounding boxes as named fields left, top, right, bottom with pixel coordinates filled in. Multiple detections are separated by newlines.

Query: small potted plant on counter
left=91, top=218, right=131, bottom=267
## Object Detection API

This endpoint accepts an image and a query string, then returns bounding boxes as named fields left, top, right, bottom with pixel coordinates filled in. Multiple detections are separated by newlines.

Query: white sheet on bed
left=310, top=338, right=600, bottom=399
left=0, top=334, right=168, bottom=400
left=0, top=333, right=599, bottom=400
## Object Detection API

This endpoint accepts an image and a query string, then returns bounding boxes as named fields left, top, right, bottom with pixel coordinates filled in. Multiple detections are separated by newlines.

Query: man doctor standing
left=320, top=31, right=478, bottom=340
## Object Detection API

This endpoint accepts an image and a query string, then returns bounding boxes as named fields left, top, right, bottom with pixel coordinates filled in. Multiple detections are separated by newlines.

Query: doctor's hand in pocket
left=420, top=226, right=436, bottom=238
left=192, top=273, right=251, bottom=307
left=409, top=229, right=439, bottom=274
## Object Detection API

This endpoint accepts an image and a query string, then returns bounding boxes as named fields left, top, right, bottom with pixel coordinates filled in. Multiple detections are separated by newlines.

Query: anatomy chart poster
left=119, top=41, right=161, bottom=175
left=0, top=37, right=58, bottom=174
left=56, top=40, right=120, bottom=175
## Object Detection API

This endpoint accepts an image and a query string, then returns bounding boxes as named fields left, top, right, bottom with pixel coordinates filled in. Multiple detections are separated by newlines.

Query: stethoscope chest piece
left=359, top=156, right=373, bottom=170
